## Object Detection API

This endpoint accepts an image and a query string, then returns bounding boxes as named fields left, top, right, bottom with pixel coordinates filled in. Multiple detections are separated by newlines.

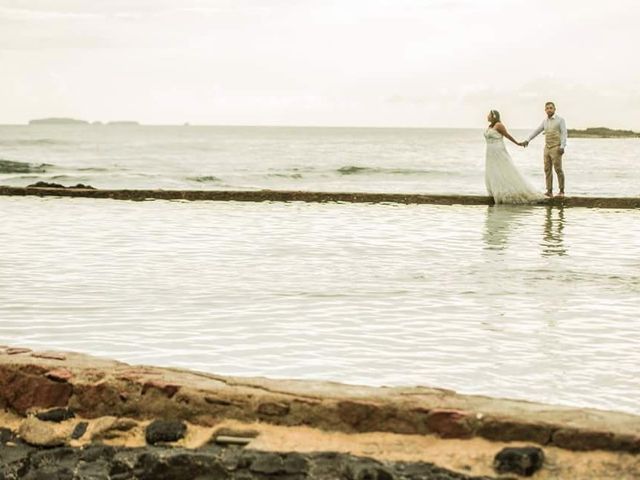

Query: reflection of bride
left=483, top=205, right=536, bottom=249
left=484, top=110, right=543, bottom=204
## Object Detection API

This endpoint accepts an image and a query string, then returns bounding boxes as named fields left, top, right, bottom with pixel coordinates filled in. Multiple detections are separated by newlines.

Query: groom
left=522, top=102, right=567, bottom=198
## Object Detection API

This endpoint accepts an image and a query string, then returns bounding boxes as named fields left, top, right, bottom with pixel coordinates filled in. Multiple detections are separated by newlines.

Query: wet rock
left=349, top=464, right=396, bottom=480
left=18, top=418, right=68, bottom=447
left=283, top=452, right=310, bottom=474
left=26, top=182, right=95, bottom=190
left=0, top=428, right=16, bottom=445
left=145, top=420, right=186, bottom=445
left=249, top=452, right=285, bottom=474
left=70, top=422, right=88, bottom=440
left=494, top=446, right=544, bottom=477
left=36, top=407, right=75, bottom=423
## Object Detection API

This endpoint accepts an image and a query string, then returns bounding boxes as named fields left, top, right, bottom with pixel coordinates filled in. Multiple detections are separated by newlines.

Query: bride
left=484, top=110, right=543, bottom=204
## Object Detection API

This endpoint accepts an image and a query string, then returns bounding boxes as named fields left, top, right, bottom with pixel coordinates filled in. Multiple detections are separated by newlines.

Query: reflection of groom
left=522, top=102, right=567, bottom=198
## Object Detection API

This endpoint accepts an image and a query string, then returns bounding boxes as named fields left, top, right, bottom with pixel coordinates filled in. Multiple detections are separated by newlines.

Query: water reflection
left=542, top=206, right=567, bottom=256
left=483, top=205, right=535, bottom=250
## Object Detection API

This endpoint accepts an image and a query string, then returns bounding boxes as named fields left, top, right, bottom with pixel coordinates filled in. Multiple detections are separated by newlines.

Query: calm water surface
left=1, top=197, right=639, bottom=414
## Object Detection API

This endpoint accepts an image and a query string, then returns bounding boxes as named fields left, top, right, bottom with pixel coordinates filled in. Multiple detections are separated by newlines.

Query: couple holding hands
left=484, top=101, right=567, bottom=204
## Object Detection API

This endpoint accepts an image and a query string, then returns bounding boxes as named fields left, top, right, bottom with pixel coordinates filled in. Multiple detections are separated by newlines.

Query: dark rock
left=283, top=452, right=310, bottom=474
left=27, top=181, right=67, bottom=189
left=144, top=420, right=187, bottom=445
left=249, top=452, right=285, bottom=474
left=0, top=428, right=16, bottom=445
left=494, top=446, right=544, bottom=477
left=71, top=421, right=88, bottom=440
left=36, top=407, right=75, bottom=423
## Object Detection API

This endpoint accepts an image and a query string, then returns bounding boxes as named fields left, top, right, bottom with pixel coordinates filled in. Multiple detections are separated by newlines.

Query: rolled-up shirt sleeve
left=527, top=121, right=544, bottom=142
left=559, top=117, right=567, bottom=149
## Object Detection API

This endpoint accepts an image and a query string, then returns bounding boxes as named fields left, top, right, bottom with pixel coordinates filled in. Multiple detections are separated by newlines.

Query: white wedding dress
left=484, top=128, right=543, bottom=204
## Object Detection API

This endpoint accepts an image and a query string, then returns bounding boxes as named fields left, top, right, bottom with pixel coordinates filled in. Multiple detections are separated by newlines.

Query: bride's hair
left=489, top=109, right=501, bottom=124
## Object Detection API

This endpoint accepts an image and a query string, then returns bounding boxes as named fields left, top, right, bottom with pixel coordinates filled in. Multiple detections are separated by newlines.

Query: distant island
left=28, top=118, right=140, bottom=126
left=107, top=121, right=140, bottom=126
left=29, top=117, right=89, bottom=125
left=568, top=127, right=640, bottom=138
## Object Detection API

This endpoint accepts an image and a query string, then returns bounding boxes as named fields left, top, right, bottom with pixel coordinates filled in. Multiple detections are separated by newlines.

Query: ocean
left=1, top=124, right=639, bottom=196
left=1, top=125, right=639, bottom=415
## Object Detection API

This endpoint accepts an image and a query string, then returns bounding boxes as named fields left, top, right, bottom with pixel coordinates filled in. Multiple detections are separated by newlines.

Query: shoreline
left=1, top=346, right=639, bottom=478
left=1, top=185, right=640, bottom=209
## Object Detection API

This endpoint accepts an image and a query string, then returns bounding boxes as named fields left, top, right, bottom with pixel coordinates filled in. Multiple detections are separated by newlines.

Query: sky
left=1, top=0, right=639, bottom=128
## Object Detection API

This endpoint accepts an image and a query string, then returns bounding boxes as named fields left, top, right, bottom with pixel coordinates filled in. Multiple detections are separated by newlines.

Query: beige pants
left=544, top=146, right=565, bottom=193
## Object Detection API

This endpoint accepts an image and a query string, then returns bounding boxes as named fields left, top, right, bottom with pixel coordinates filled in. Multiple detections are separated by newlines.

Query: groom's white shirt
left=527, top=114, right=567, bottom=149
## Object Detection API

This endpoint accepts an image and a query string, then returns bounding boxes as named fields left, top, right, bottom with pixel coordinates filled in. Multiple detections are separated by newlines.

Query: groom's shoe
left=556, top=191, right=565, bottom=198
left=544, top=191, right=553, bottom=198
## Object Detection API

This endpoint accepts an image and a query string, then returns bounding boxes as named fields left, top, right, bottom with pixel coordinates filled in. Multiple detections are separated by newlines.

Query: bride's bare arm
left=494, top=123, right=521, bottom=145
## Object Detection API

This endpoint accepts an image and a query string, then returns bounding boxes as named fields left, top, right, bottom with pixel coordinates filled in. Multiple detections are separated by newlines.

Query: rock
left=0, top=367, right=73, bottom=414
left=145, top=420, right=186, bottom=445
left=477, top=418, right=551, bottom=444
left=283, top=453, right=310, bottom=474
left=5, top=347, right=32, bottom=355
left=256, top=401, right=290, bottom=416
left=44, top=368, right=73, bottom=383
left=0, top=428, right=16, bottom=445
left=31, top=352, right=67, bottom=361
left=70, top=422, right=88, bottom=440
left=90, top=417, right=138, bottom=441
left=494, top=446, right=545, bottom=477
left=249, top=452, right=285, bottom=474
left=141, top=380, right=180, bottom=398
left=425, top=409, right=474, bottom=439
left=36, top=408, right=75, bottom=423
left=18, top=417, right=68, bottom=447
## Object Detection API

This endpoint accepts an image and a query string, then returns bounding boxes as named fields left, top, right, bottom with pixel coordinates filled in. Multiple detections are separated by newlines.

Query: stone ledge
left=1, top=185, right=639, bottom=209
left=1, top=347, right=639, bottom=452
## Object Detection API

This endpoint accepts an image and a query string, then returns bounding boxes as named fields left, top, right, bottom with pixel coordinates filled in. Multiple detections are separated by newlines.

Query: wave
left=336, top=165, right=447, bottom=176
left=187, top=175, right=223, bottom=183
left=0, top=159, right=52, bottom=174
left=266, top=173, right=304, bottom=179
left=0, top=138, right=72, bottom=147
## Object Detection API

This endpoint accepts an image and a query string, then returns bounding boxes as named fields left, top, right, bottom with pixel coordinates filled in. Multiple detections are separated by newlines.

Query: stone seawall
left=1, top=347, right=639, bottom=478
left=1, top=185, right=640, bottom=209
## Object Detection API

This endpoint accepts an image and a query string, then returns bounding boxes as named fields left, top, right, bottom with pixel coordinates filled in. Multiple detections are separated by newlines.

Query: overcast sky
left=1, top=0, right=639, bottom=128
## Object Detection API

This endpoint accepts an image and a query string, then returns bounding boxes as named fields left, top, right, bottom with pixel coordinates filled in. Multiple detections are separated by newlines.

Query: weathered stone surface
left=45, top=367, right=73, bottom=383
left=31, top=351, right=67, bottom=361
left=35, top=407, right=75, bottom=423
left=493, top=446, right=544, bottom=477
left=0, top=367, right=73, bottom=414
left=18, top=417, right=68, bottom=447
left=145, top=420, right=187, bottom=445
left=90, top=417, right=138, bottom=441
left=3, top=184, right=640, bottom=209
left=142, top=380, right=180, bottom=398
left=249, top=452, right=285, bottom=474
left=552, top=428, right=617, bottom=451
left=477, top=418, right=552, bottom=444
left=6, top=347, right=32, bottom=355
left=257, top=401, right=290, bottom=417
left=425, top=409, right=474, bottom=439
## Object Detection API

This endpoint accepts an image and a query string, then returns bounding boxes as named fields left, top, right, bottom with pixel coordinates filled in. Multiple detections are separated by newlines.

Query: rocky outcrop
left=1, top=346, right=639, bottom=479
left=1, top=185, right=639, bottom=209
